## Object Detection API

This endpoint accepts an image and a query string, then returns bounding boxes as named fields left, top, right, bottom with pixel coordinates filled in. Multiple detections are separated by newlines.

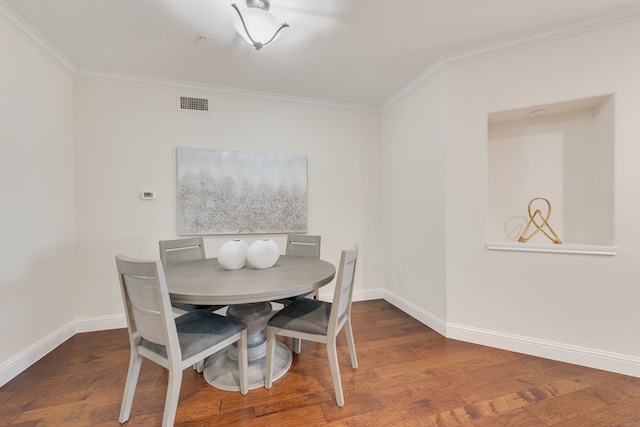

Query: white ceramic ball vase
left=217, top=239, right=248, bottom=270
left=246, top=239, right=280, bottom=269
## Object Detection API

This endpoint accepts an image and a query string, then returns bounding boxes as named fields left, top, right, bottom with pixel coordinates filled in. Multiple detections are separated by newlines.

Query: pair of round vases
left=217, top=239, right=280, bottom=270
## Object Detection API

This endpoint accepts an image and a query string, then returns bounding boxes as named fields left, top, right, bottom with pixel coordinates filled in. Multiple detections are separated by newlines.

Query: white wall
left=381, top=73, right=448, bottom=330
left=5, top=9, right=640, bottom=386
left=382, top=18, right=640, bottom=374
left=72, top=78, right=383, bottom=320
left=0, top=16, right=383, bottom=383
left=0, top=20, right=75, bottom=373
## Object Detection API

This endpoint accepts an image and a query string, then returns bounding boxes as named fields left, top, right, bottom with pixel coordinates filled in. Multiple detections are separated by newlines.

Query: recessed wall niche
left=487, top=95, right=616, bottom=254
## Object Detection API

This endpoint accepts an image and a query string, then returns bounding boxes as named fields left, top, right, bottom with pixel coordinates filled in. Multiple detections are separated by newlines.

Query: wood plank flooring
left=2, top=300, right=640, bottom=426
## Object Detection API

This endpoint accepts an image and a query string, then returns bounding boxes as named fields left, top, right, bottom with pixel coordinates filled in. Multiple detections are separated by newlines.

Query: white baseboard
left=447, top=323, right=640, bottom=378
left=4, top=291, right=639, bottom=388
left=0, top=320, right=75, bottom=387
left=383, top=289, right=640, bottom=378
left=74, top=314, right=127, bottom=333
left=0, top=290, right=381, bottom=387
left=383, top=289, right=447, bottom=335
left=318, top=287, right=384, bottom=303
left=0, top=314, right=126, bottom=387
left=352, top=288, right=385, bottom=302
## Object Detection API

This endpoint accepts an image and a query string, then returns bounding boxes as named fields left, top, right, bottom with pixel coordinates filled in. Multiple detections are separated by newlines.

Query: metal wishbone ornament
left=517, top=197, right=563, bottom=244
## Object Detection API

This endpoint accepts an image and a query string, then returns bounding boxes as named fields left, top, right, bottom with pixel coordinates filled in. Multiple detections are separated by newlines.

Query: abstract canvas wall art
left=177, top=148, right=307, bottom=235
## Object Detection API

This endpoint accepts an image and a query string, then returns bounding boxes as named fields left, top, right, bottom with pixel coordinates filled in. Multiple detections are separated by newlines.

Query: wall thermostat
left=140, top=190, right=156, bottom=200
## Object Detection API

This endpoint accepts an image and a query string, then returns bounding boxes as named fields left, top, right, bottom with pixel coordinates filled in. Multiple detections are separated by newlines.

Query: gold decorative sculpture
left=517, top=197, right=562, bottom=244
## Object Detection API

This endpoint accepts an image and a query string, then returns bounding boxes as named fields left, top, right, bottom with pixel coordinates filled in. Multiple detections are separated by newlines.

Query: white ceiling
left=3, top=0, right=640, bottom=110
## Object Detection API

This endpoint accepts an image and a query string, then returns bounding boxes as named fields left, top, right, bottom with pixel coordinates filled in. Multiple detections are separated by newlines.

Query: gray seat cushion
left=267, top=298, right=331, bottom=335
left=141, top=310, right=246, bottom=361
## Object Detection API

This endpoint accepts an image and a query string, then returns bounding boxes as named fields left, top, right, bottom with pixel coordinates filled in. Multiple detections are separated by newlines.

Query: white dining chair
left=272, top=235, right=322, bottom=308
left=286, top=234, right=322, bottom=259
left=286, top=235, right=321, bottom=301
left=160, top=237, right=228, bottom=373
left=159, top=236, right=206, bottom=267
left=115, top=254, right=248, bottom=427
left=264, top=244, right=359, bottom=407
left=159, top=237, right=226, bottom=314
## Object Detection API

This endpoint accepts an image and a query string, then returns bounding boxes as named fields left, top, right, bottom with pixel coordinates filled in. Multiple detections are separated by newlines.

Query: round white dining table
left=164, top=255, right=336, bottom=391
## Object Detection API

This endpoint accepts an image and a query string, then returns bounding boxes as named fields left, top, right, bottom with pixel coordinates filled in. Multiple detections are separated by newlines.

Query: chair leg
left=194, top=360, right=204, bottom=373
left=292, top=337, right=301, bottom=354
left=119, top=352, right=143, bottom=423
left=162, top=367, right=183, bottom=427
left=327, top=337, right=344, bottom=407
left=238, top=330, right=249, bottom=395
left=264, top=327, right=276, bottom=389
left=345, top=317, right=358, bottom=369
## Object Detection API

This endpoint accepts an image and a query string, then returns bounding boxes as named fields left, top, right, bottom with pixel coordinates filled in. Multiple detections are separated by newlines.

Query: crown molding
left=0, top=0, right=376, bottom=113
left=0, top=1, right=75, bottom=74
left=3, top=0, right=640, bottom=113
left=74, top=68, right=380, bottom=113
left=381, top=3, right=640, bottom=111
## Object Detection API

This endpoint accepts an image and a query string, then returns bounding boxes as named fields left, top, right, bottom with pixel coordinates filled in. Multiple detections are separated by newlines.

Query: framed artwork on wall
left=177, top=147, right=308, bottom=235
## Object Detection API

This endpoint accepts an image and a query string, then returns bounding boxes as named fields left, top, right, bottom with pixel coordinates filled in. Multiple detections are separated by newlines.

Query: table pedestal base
left=202, top=301, right=292, bottom=391
left=203, top=341, right=291, bottom=391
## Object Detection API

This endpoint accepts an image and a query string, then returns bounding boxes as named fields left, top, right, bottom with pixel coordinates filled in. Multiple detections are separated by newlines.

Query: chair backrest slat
left=286, top=235, right=321, bottom=259
left=116, top=255, right=177, bottom=353
left=329, top=245, right=359, bottom=333
left=159, top=237, right=206, bottom=267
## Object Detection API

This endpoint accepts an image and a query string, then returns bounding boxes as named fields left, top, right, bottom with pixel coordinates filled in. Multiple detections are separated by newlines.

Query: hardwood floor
left=2, top=300, right=640, bottom=426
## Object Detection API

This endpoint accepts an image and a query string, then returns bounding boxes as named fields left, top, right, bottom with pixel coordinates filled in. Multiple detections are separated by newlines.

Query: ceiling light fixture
left=231, top=0, right=289, bottom=51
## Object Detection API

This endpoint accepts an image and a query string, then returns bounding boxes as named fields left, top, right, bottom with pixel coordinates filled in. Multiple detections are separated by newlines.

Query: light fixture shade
left=232, top=4, right=288, bottom=50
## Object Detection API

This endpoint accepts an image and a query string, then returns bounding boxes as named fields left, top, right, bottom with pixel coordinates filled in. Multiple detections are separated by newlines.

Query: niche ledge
left=486, top=242, right=617, bottom=256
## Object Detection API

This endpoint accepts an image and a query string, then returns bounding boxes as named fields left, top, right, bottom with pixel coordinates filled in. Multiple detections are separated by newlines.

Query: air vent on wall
left=177, top=95, right=209, bottom=112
